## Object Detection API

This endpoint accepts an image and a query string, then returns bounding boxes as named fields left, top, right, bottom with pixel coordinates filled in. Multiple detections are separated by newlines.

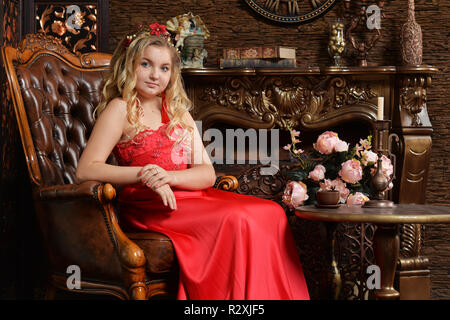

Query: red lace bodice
left=113, top=95, right=188, bottom=171
left=112, top=123, right=188, bottom=171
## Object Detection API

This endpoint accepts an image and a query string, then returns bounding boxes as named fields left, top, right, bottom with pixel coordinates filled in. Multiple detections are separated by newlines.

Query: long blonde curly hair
left=94, top=31, right=193, bottom=146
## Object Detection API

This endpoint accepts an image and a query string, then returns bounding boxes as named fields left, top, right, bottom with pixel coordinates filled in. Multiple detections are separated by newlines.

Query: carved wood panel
left=186, top=70, right=384, bottom=134
left=22, top=0, right=109, bottom=53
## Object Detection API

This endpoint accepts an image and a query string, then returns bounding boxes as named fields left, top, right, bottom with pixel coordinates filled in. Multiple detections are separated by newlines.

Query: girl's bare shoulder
left=104, top=97, right=128, bottom=116
left=95, top=98, right=129, bottom=132
left=181, top=109, right=195, bottom=125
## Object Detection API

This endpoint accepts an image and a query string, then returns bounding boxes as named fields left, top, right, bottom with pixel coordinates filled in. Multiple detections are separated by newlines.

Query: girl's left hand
left=138, top=164, right=175, bottom=190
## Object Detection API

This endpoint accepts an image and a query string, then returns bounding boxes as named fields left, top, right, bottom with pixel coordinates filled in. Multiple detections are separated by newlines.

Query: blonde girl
left=76, top=24, right=216, bottom=210
left=77, top=23, right=309, bottom=300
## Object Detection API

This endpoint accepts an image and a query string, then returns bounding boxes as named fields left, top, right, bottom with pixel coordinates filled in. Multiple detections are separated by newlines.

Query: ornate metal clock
left=243, top=0, right=338, bottom=24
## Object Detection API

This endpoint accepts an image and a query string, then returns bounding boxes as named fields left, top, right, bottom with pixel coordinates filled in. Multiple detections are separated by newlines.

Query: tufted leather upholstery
left=16, top=57, right=110, bottom=186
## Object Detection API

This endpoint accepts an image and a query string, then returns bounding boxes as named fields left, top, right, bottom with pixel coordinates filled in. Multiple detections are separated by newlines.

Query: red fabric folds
left=113, top=118, right=310, bottom=300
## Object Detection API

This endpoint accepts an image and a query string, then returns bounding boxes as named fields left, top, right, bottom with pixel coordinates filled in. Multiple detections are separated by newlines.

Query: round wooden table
left=295, top=204, right=450, bottom=300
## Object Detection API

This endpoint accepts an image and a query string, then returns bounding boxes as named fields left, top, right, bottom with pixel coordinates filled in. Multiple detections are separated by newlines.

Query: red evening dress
left=112, top=106, right=310, bottom=300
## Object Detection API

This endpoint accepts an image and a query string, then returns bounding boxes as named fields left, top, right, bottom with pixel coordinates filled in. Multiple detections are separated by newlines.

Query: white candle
left=377, top=97, right=384, bottom=120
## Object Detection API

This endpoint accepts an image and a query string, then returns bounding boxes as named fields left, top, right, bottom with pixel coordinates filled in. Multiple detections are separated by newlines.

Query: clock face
left=243, top=0, right=338, bottom=24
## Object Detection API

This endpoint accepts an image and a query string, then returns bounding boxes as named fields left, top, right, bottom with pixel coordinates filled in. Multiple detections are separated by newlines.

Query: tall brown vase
left=400, top=0, right=423, bottom=65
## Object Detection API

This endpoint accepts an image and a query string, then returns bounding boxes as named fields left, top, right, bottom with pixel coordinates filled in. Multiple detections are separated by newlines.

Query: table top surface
left=295, top=204, right=450, bottom=224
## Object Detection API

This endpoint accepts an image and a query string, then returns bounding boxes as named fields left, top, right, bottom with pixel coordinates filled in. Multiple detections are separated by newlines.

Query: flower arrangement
left=282, top=128, right=394, bottom=209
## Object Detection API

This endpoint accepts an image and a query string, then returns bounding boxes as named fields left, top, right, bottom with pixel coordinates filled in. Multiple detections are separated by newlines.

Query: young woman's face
left=134, top=45, right=172, bottom=99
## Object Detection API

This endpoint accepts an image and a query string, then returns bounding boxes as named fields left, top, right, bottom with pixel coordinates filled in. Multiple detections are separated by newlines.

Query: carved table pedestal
left=296, top=204, right=450, bottom=300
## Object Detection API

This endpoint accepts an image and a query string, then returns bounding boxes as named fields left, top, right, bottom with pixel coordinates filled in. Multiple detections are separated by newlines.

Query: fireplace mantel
left=183, top=65, right=438, bottom=204
left=183, top=65, right=439, bottom=300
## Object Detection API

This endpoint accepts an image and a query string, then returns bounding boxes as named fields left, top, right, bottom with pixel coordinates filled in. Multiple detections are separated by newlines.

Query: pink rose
left=319, top=178, right=350, bottom=203
left=339, top=159, right=363, bottom=184
left=335, top=140, right=349, bottom=152
left=282, top=181, right=309, bottom=209
left=346, top=192, right=369, bottom=205
left=308, top=164, right=326, bottom=182
left=371, top=155, right=393, bottom=179
left=360, top=150, right=378, bottom=166
left=380, top=155, right=394, bottom=178
left=319, top=178, right=333, bottom=191
left=313, top=131, right=340, bottom=155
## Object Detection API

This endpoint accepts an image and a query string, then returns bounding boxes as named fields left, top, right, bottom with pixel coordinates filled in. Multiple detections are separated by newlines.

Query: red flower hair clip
left=123, top=22, right=173, bottom=51
left=149, top=22, right=168, bottom=36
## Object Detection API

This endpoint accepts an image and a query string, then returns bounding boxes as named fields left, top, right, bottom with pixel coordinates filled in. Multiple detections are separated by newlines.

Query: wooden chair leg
left=128, top=281, right=147, bottom=300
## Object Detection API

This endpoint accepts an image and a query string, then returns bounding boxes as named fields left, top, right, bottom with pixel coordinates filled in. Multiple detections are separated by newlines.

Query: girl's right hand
left=153, top=184, right=177, bottom=210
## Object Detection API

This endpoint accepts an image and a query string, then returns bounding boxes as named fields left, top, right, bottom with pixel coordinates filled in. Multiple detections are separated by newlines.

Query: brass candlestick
left=363, top=120, right=395, bottom=208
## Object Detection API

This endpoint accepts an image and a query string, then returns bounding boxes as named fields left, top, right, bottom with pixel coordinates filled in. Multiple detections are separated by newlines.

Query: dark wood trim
left=182, top=65, right=439, bottom=77
left=98, top=0, right=109, bottom=52
left=22, top=0, right=35, bottom=35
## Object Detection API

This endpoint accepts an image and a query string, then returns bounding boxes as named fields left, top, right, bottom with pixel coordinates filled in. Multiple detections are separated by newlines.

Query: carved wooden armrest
left=214, top=175, right=239, bottom=192
left=38, top=181, right=147, bottom=300
left=39, top=180, right=104, bottom=200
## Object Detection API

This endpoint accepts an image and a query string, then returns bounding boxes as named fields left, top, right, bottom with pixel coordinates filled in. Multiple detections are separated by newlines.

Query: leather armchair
left=1, top=33, right=238, bottom=300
